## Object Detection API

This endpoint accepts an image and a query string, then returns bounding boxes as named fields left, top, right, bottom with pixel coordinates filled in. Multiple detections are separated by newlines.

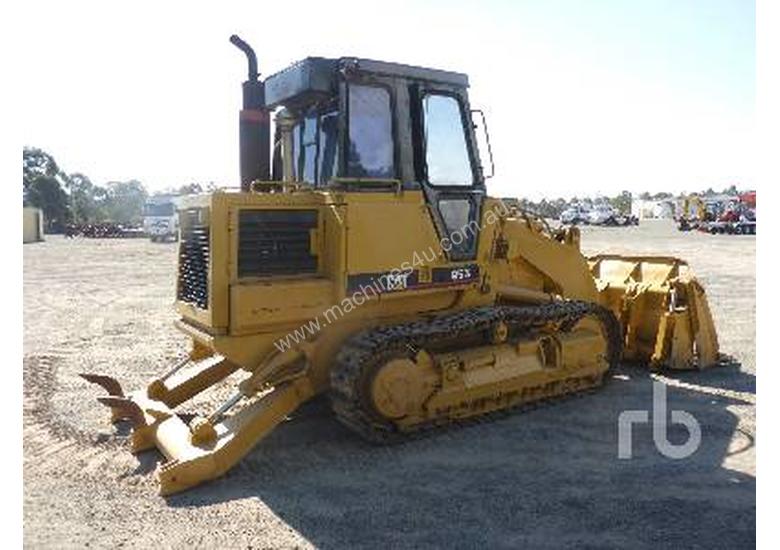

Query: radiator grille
left=239, top=210, right=318, bottom=277
left=177, top=210, right=210, bottom=309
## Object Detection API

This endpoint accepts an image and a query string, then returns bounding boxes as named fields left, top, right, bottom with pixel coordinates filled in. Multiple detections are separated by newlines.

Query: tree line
left=24, top=146, right=745, bottom=231
left=22, top=147, right=214, bottom=232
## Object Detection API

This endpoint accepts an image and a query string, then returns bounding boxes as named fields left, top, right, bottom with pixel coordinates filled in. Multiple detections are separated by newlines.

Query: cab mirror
left=471, top=109, right=495, bottom=179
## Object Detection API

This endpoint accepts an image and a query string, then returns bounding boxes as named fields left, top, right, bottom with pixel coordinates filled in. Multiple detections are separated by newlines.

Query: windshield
left=286, top=83, right=397, bottom=184
left=144, top=202, right=174, bottom=216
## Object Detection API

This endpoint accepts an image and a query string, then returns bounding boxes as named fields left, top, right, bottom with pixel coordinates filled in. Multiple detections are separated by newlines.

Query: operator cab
left=262, top=57, right=492, bottom=261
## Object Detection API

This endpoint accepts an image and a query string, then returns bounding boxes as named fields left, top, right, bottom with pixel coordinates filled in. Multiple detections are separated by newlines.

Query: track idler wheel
left=370, top=357, right=426, bottom=420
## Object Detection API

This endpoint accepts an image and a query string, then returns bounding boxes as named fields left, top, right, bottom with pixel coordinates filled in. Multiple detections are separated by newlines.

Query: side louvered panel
left=177, top=210, right=210, bottom=309
left=238, top=210, right=318, bottom=277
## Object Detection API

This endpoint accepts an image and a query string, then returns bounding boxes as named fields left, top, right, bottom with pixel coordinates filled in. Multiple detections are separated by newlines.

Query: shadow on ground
left=155, top=366, right=755, bottom=549
left=664, top=360, right=756, bottom=394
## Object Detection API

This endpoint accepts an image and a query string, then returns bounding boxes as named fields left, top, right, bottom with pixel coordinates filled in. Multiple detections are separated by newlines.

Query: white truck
left=143, top=195, right=179, bottom=242
left=588, top=203, right=638, bottom=226
left=559, top=205, right=591, bottom=225
left=588, top=204, right=617, bottom=225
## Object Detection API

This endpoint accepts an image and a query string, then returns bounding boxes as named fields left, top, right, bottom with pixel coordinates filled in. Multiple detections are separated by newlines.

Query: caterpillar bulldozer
left=82, top=36, right=722, bottom=495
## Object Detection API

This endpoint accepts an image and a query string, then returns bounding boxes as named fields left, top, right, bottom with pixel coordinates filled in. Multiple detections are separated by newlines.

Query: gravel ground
left=23, top=220, right=755, bottom=549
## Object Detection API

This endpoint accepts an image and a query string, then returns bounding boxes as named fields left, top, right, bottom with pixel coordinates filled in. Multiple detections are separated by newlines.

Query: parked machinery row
left=64, top=223, right=146, bottom=238
left=678, top=193, right=756, bottom=235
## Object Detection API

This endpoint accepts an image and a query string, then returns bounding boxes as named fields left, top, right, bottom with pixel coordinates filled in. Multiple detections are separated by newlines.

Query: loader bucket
left=81, top=353, right=314, bottom=495
left=588, top=255, right=720, bottom=370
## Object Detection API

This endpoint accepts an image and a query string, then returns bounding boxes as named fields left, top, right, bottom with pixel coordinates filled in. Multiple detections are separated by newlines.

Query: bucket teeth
left=97, top=396, right=147, bottom=429
left=79, top=373, right=124, bottom=397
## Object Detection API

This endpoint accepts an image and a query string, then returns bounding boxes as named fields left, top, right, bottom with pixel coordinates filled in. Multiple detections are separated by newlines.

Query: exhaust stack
left=230, top=35, right=270, bottom=191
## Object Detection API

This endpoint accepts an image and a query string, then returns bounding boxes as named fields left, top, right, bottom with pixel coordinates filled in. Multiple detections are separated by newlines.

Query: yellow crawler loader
left=83, top=36, right=722, bottom=495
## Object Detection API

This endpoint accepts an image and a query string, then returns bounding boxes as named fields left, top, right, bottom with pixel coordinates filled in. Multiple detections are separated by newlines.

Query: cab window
left=423, top=94, right=474, bottom=186
left=318, top=111, right=339, bottom=183
left=291, top=106, right=339, bottom=186
left=346, top=84, right=395, bottom=178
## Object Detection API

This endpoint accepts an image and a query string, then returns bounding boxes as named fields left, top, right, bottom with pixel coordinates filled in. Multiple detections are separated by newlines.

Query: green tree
left=102, top=180, right=148, bottom=224
left=651, top=192, right=673, bottom=200
left=610, top=191, right=633, bottom=214
left=23, top=147, right=60, bottom=191
left=23, top=147, right=71, bottom=231
left=177, top=182, right=204, bottom=195
left=25, top=175, right=71, bottom=230
left=176, top=181, right=218, bottom=195
left=67, top=172, right=106, bottom=223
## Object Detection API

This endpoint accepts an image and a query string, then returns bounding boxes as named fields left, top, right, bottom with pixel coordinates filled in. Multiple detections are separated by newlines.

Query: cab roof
left=264, top=57, right=469, bottom=109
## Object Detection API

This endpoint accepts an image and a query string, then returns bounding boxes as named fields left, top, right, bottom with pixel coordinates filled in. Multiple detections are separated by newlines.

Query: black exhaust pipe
left=230, top=35, right=270, bottom=191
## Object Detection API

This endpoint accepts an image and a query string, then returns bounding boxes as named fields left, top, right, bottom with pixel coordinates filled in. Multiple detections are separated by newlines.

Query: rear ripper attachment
left=80, top=350, right=315, bottom=495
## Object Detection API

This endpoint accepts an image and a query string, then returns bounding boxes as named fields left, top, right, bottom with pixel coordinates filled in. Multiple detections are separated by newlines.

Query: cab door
left=413, top=88, right=486, bottom=262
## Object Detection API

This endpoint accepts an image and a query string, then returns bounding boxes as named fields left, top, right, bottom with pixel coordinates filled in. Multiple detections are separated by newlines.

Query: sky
left=20, top=0, right=755, bottom=200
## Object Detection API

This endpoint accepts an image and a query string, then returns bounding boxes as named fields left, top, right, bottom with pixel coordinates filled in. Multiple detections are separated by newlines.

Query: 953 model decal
left=433, top=265, right=479, bottom=284
left=346, top=265, right=480, bottom=294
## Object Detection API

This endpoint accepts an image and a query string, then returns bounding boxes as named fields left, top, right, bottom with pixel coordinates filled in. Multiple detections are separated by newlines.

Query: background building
left=631, top=199, right=676, bottom=220
left=23, top=207, right=45, bottom=243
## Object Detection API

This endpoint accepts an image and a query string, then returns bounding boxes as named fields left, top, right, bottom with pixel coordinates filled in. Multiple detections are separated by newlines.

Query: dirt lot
left=23, top=221, right=755, bottom=549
